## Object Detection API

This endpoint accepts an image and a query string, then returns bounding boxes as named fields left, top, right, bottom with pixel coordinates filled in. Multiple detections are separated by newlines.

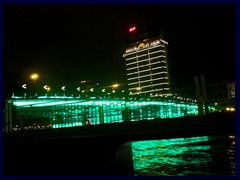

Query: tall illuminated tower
left=123, top=25, right=170, bottom=97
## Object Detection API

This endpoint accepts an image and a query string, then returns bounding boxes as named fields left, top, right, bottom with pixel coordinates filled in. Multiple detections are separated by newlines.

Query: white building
left=123, top=26, right=170, bottom=97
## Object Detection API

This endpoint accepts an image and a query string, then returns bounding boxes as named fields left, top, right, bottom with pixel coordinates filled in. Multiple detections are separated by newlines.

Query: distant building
left=172, top=81, right=235, bottom=108
left=123, top=25, right=170, bottom=97
left=207, top=82, right=235, bottom=107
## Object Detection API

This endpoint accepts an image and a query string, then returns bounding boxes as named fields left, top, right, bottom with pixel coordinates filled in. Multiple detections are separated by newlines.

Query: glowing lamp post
left=61, top=86, right=65, bottom=96
left=44, top=85, right=50, bottom=97
left=112, top=84, right=119, bottom=89
left=30, top=73, right=39, bottom=83
left=112, top=84, right=119, bottom=92
left=80, top=80, right=86, bottom=97
left=30, top=73, right=39, bottom=97
left=77, top=87, right=81, bottom=98
left=112, top=84, right=119, bottom=98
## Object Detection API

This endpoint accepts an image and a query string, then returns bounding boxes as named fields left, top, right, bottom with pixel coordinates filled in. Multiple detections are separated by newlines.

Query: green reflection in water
left=131, top=136, right=213, bottom=176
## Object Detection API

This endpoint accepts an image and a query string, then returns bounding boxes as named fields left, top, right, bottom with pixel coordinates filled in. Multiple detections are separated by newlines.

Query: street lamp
left=30, top=73, right=39, bottom=97
left=44, top=85, right=50, bottom=97
left=112, top=84, right=119, bottom=89
left=80, top=80, right=87, bottom=97
left=112, top=84, right=119, bottom=98
left=30, top=73, right=39, bottom=83
left=77, top=87, right=81, bottom=98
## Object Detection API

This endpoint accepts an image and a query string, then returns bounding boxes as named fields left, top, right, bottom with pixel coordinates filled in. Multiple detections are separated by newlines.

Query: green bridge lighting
left=7, top=97, right=216, bottom=130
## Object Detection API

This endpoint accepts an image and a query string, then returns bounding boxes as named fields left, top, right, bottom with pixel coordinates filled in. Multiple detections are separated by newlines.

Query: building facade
left=123, top=25, right=170, bottom=97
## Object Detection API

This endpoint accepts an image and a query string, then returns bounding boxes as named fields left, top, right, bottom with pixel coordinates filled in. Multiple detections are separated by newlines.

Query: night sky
left=3, top=4, right=235, bottom=94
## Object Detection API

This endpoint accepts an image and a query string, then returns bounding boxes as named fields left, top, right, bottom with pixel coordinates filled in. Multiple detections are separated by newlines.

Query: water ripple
left=131, top=135, right=235, bottom=176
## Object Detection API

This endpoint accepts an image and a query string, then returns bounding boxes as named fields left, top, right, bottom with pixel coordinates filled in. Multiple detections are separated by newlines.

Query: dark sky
left=3, top=4, right=235, bottom=93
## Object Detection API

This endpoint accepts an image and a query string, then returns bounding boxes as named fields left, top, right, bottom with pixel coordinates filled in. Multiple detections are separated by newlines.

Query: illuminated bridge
left=4, top=96, right=217, bottom=132
left=4, top=96, right=234, bottom=177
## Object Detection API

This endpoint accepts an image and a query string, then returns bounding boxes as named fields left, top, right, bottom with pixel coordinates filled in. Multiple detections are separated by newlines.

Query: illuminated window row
left=127, top=72, right=168, bottom=82
left=148, top=43, right=165, bottom=50
left=137, top=43, right=164, bottom=52
left=126, top=50, right=166, bottom=61
left=125, top=45, right=165, bottom=58
left=126, top=55, right=167, bottom=66
left=127, top=66, right=167, bottom=75
left=129, top=82, right=170, bottom=90
left=126, top=50, right=165, bottom=61
left=163, top=88, right=170, bottom=90
left=126, top=54, right=147, bottom=61
left=128, top=76, right=169, bottom=85
left=126, top=61, right=167, bottom=71
left=151, top=64, right=167, bottom=68
left=148, top=49, right=166, bottom=55
left=125, top=48, right=137, bottom=54
left=133, top=47, right=148, bottom=54
left=126, top=55, right=166, bottom=66
left=160, top=39, right=168, bottom=45
left=128, top=79, right=169, bottom=87
left=127, top=72, right=168, bottom=80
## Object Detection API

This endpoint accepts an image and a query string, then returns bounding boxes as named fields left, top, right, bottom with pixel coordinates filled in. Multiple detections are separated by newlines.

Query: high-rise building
left=123, top=25, right=170, bottom=97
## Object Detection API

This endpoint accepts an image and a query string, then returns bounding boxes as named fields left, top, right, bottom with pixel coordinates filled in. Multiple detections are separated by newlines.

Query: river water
left=4, top=133, right=235, bottom=176
left=131, top=135, right=235, bottom=176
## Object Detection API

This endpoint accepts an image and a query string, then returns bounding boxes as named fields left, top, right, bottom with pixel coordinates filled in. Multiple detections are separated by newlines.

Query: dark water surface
left=4, top=134, right=235, bottom=176
left=4, top=137, right=134, bottom=176
left=131, top=135, right=235, bottom=176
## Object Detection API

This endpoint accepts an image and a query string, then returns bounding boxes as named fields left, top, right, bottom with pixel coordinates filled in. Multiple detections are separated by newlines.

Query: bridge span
left=4, top=97, right=217, bottom=133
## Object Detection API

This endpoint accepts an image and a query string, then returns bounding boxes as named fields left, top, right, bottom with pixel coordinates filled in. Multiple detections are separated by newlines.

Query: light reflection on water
left=131, top=135, right=235, bottom=176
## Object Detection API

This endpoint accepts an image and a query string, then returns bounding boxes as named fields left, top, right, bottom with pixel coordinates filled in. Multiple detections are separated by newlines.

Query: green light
left=131, top=136, right=211, bottom=176
left=10, top=98, right=209, bottom=129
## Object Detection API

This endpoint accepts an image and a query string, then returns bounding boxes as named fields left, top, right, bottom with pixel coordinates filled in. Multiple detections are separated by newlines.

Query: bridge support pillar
left=99, top=106, right=104, bottom=124
left=200, top=75, right=209, bottom=114
left=194, top=75, right=209, bottom=115
left=194, top=76, right=204, bottom=116
left=4, top=101, right=13, bottom=134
